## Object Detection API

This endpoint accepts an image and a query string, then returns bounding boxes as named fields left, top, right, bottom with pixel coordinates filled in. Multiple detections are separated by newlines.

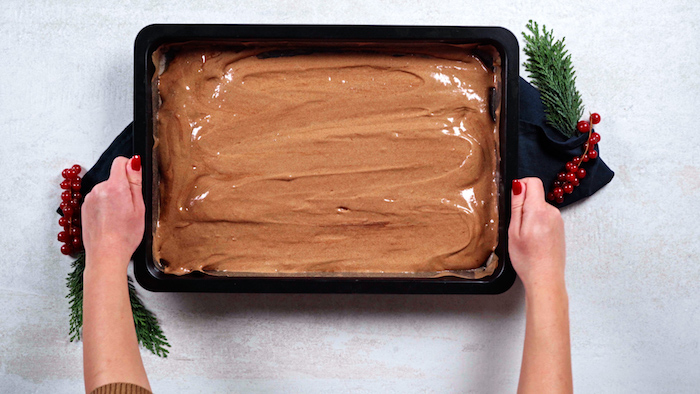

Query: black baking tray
left=133, top=24, right=519, bottom=294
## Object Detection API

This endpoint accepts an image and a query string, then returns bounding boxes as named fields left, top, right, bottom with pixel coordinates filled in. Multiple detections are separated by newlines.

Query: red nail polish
left=131, top=155, right=141, bottom=171
left=512, top=179, right=522, bottom=195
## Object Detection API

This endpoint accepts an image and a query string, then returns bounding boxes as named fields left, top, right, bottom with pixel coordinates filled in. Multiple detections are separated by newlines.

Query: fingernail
left=131, top=155, right=141, bottom=171
left=512, top=179, right=522, bottom=195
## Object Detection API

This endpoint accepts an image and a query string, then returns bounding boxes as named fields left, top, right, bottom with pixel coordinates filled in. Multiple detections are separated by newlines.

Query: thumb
left=509, top=179, right=525, bottom=238
left=126, top=155, right=144, bottom=209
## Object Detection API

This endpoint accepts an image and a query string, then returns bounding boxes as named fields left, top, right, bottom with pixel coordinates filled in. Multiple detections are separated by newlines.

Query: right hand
left=508, top=177, right=566, bottom=292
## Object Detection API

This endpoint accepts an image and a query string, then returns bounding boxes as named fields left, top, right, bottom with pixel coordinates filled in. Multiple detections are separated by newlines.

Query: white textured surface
left=1, top=1, right=699, bottom=393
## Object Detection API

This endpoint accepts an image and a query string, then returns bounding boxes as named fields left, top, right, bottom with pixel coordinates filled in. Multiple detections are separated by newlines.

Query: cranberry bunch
left=58, top=165, right=83, bottom=255
left=547, top=113, right=602, bottom=204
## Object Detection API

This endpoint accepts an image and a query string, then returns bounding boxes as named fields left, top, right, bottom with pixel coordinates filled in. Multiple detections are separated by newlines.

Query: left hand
left=81, top=156, right=145, bottom=274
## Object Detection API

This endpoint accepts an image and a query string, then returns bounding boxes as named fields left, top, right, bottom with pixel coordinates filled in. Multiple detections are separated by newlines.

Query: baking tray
left=133, top=24, right=519, bottom=293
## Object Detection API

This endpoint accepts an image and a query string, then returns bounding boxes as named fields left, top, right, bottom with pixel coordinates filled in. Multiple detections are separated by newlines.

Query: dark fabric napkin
left=518, top=77, right=614, bottom=207
left=56, top=124, right=133, bottom=216
left=79, top=123, right=134, bottom=197
left=64, top=78, right=613, bottom=211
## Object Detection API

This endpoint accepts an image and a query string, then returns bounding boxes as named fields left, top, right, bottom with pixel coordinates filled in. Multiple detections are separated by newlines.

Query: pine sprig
left=523, top=20, right=584, bottom=138
left=66, top=252, right=85, bottom=342
left=128, top=277, right=171, bottom=357
left=65, top=252, right=170, bottom=357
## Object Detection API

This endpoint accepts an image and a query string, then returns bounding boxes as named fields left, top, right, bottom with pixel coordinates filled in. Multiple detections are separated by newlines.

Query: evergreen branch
left=523, top=20, right=584, bottom=138
left=65, top=252, right=170, bottom=357
left=128, top=277, right=171, bottom=357
left=66, top=252, right=85, bottom=342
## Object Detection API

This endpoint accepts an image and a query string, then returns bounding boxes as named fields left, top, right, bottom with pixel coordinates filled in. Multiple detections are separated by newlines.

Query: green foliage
left=66, top=253, right=85, bottom=342
left=65, top=252, right=170, bottom=357
left=523, top=20, right=584, bottom=138
left=128, top=276, right=171, bottom=357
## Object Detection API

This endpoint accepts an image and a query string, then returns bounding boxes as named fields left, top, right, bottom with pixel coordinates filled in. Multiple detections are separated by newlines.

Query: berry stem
left=576, top=112, right=595, bottom=171
left=548, top=112, right=601, bottom=205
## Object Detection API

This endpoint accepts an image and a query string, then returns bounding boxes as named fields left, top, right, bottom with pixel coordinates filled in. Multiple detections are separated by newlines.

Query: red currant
left=69, top=227, right=81, bottom=237
left=554, top=180, right=564, bottom=188
left=61, top=191, right=72, bottom=202
left=588, top=149, right=598, bottom=159
left=63, top=205, right=74, bottom=218
left=73, top=191, right=82, bottom=201
left=553, top=187, right=564, bottom=198
left=71, top=237, right=82, bottom=249
left=69, top=198, right=80, bottom=208
left=571, top=177, right=580, bottom=186
left=565, top=162, right=576, bottom=172
left=72, top=164, right=82, bottom=174
left=72, top=217, right=81, bottom=226
left=582, top=153, right=590, bottom=162
left=565, top=172, right=577, bottom=183
left=60, top=201, right=69, bottom=210
left=62, top=169, right=71, bottom=179
left=590, top=113, right=601, bottom=124
left=589, top=132, right=601, bottom=144
left=555, top=196, right=564, bottom=204
left=572, top=157, right=581, bottom=165
left=577, top=120, right=590, bottom=133
left=557, top=172, right=567, bottom=182
left=563, top=183, right=574, bottom=194
left=59, top=217, right=68, bottom=227
left=546, top=192, right=555, bottom=201
left=60, top=180, right=71, bottom=190
left=58, top=231, right=69, bottom=242
left=71, top=178, right=82, bottom=191
left=577, top=168, right=587, bottom=179
left=60, top=243, right=72, bottom=255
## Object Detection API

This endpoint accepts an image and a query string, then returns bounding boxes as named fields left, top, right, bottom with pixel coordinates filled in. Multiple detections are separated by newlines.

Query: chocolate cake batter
left=153, top=43, right=500, bottom=275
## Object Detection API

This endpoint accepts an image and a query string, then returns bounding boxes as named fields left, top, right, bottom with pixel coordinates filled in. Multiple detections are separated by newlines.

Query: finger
left=509, top=178, right=526, bottom=237
left=108, top=156, right=130, bottom=185
left=125, top=155, right=144, bottom=209
left=521, top=177, right=546, bottom=211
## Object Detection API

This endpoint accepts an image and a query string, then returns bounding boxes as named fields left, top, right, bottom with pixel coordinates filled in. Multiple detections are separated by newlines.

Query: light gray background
left=2, top=1, right=699, bottom=393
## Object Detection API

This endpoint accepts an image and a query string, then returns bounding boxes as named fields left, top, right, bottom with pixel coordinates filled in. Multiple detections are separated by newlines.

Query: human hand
left=508, top=177, right=566, bottom=294
left=82, top=156, right=145, bottom=275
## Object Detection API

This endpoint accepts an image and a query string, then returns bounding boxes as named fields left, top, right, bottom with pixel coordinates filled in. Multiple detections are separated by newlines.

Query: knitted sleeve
left=90, top=382, right=152, bottom=394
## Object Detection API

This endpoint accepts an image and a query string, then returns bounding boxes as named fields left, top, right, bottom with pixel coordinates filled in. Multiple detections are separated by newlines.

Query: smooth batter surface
left=153, top=43, right=500, bottom=275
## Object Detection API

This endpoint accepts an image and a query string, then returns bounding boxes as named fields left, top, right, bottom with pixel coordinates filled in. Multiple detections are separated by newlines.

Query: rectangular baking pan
left=133, top=24, right=519, bottom=293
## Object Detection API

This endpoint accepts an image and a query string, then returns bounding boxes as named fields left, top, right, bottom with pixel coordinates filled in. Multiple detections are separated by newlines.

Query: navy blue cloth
left=56, top=124, right=133, bottom=216
left=518, top=77, right=614, bottom=207
left=62, top=78, right=613, bottom=211
left=80, top=123, right=134, bottom=197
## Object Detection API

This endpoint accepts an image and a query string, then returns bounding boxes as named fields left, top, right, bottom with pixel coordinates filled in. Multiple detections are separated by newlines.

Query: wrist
left=524, top=278, right=568, bottom=305
left=84, top=252, right=130, bottom=279
left=83, top=266, right=129, bottom=295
